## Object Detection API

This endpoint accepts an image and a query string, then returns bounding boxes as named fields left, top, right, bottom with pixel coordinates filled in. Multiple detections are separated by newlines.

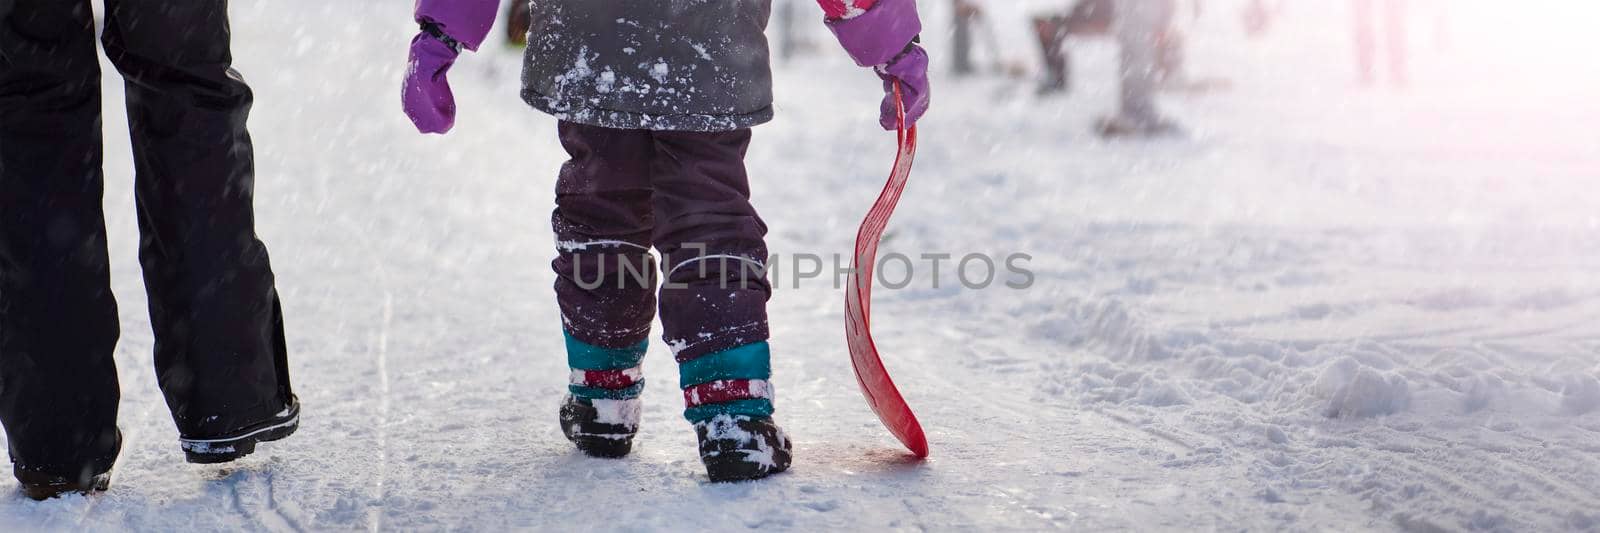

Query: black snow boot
left=695, top=414, right=792, bottom=482
left=13, top=429, right=122, bottom=500
left=180, top=395, right=301, bottom=464
left=15, top=468, right=112, bottom=501
left=560, top=395, right=639, bottom=458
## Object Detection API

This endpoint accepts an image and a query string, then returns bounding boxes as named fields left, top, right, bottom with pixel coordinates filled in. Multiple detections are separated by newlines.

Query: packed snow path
left=3, top=1, right=1598, bottom=530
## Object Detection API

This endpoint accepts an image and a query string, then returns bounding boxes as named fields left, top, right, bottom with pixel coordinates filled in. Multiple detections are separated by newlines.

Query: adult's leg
left=101, top=0, right=293, bottom=439
left=952, top=0, right=976, bottom=76
left=1155, top=29, right=1185, bottom=85
left=1352, top=0, right=1377, bottom=84
left=1033, top=13, right=1069, bottom=93
left=0, top=0, right=123, bottom=480
left=776, top=0, right=796, bottom=62
left=1114, top=0, right=1176, bottom=123
left=1383, top=0, right=1408, bottom=85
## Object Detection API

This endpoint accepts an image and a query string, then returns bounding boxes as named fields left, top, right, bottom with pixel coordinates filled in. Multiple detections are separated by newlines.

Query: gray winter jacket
left=521, top=0, right=774, bottom=132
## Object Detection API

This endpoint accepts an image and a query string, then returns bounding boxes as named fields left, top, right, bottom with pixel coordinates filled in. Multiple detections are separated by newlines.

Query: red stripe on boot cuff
left=570, top=367, right=641, bottom=389
left=683, top=379, right=773, bottom=408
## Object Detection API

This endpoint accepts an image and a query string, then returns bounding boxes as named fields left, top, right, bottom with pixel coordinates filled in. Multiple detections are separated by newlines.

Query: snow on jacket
left=413, top=0, right=897, bottom=131
left=521, top=0, right=775, bottom=131
left=519, top=0, right=890, bottom=131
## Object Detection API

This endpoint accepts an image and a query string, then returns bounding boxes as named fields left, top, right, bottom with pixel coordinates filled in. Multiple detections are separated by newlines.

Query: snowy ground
left=3, top=0, right=1599, bottom=530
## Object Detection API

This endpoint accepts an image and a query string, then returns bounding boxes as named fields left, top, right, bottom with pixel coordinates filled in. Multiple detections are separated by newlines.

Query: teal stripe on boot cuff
left=569, top=381, right=646, bottom=400
left=678, top=342, right=771, bottom=389
left=565, top=331, right=648, bottom=370
left=684, top=399, right=774, bottom=423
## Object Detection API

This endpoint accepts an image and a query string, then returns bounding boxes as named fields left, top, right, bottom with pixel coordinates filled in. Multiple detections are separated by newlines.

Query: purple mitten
left=827, top=0, right=930, bottom=129
left=402, top=0, right=498, bottom=134
left=876, top=46, right=930, bottom=130
left=403, top=34, right=460, bottom=134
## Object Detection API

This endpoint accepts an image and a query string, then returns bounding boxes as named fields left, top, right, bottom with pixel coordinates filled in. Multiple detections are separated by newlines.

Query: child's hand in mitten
left=402, top=31, right=460, bottom=134
left=825, top=0, right=930, bottom=130
left=872, top=43, right=929, bottom=130
left=402, top=0, right=498, bottom=134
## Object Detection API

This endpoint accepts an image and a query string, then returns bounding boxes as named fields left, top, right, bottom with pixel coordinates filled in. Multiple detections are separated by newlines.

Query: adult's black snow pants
left=0, top=0, right=293, bottom=478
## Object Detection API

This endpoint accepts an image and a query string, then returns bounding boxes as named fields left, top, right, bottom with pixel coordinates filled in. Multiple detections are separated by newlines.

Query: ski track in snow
left=3, top=0, right=1599, bottom=531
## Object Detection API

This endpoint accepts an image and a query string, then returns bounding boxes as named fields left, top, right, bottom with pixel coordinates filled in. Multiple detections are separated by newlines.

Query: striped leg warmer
left=565, top=331, right=648, bottom=426
left=679, top=341, right=776, bottom=422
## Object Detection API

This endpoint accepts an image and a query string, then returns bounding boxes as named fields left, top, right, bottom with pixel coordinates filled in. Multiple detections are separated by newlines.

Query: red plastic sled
left=845, top=83, right=928, bottom=458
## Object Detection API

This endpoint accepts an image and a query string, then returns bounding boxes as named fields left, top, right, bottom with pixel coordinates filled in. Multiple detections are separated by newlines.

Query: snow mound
left=1314, top=358, right=1412, bottom=419
left=1559, top=375, right=1600, bottom=415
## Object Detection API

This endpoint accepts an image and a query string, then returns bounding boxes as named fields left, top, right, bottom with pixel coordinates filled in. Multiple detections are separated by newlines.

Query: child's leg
left=649, top=128, right=789, bottom=481
left=552, top=122, right=658, bottom=450
left=647, top=129, right=774, bottom=420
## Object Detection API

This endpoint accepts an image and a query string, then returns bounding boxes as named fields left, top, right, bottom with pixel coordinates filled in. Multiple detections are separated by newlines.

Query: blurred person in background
left=778, top=0, right=800, bottom=61
left=1032, top=0, right=1115, bottom=94
left=951, top=0, right=981, bottom=76
left=1098, top=0, right=1184, bottom=137
left=951, top=0, right=1024, bottom=79
left=504, top=0, right=533, bottom=47
left=1352, top=0, right=1409, bottom=86
left=0, top=0, right=300, bottom=500
left=1033, top=0, right=1187, bottom=101
left=1240, top=0, right=1283, bottom=39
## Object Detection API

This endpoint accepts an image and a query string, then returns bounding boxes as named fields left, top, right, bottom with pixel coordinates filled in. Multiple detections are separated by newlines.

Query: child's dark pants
left=552, top=121, right=772, bottom=365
